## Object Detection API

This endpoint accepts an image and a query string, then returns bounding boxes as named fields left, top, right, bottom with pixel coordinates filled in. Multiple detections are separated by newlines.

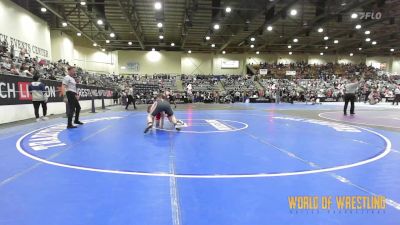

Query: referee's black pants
left=344, top=93, right=356, bottom=114
left=393, top=94, right=400, bottom=105
left=66, top=91, right=81, bottom=126
left=125, top=95, right=136, bottom=109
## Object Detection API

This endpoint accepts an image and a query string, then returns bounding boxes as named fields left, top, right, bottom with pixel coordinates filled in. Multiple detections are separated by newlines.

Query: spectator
left=393, top=85, right=400, bottom=106
left=28, top=74, right=48, bottom=122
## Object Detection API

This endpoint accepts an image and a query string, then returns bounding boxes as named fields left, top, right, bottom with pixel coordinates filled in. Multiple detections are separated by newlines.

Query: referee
left=62, top=66, right=84, bottom=128
left=125, top=86, right=136, bottom=110
left=344, top=77, right=359, bottom=115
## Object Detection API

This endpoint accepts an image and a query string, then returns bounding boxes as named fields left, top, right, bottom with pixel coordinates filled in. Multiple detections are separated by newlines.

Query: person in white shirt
left=393, top=86, right=400, bottom=106
left=187, top=83, right=192, bottom=95
left=62, top=66, right=83, bottom=129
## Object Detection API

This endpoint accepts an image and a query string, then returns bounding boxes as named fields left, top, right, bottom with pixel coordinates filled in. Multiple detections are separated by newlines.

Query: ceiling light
left=293, top=38, right=298, bottom=43
left=288, top=45, right=292, bottom=49
left=256, top=51, right=260, bottom=54
left=250, top=37, right=255, bottom=42
left=152, top=48, right=155, bottom=51
left=222, top=50, right=226, bottom=54
left=157, top=22, right=163, bottom=28
left=325, top=46, right=328, bottom=49
left=93, top=43, right=97, bottom=47
left=390, top=48, right=395, bottom=52
left=154, top=2, right=162, bottom=10
left=77, top=32, right=82, bottom=37
left=97, top=19, right=103, bottom=25
left=110, top=33, right=115, bottom=38
left=102, top=48, right=105, bottom=52
left=290, top=9, right=297, bottom=16
left=364, top=30, right=370, bottom=35
left=289, top=52, right=293, bottom=55
left=62, top=22, right=68, bottom=27
left=320, top=52, right=324, bottom=56
left=358, top=47, right=362, bottom=51
left=351, top=13, right=358, bottom=19
left=250, top=44, right=254, bottom=48
left=355, top=24, right=362, bottom=29
left=159, top=35, right=164, bottom=39
left=128, top=41, right=132, bottom=45
left=171, top=43, right=175, bottom=46
left=106, top=40, right=110, bottom=44
left=213, top=24, right=220, bottom=30
left=80, top=1, right=86, bottom=6
left=188, top=50, right=192, bottom=53
left=365, top=38, right=371, bottom=42
left=205, top=36, right=210, bottom=40
left=267, top=25, right=273, bottom=31
left=334, top=40, right=339, bottom=44
left=211, top=43, right=215, bottom=48
left=350, top=53, right=353, bottom=56
left=324, top=36, right=329, bottom=40
left=40, top=7, right=47, bottom=12
left=317, top=28, right=323, bottom=33
left=225, top=7, right=232, bottom=13
left=372, top=41, right=377, bottom=45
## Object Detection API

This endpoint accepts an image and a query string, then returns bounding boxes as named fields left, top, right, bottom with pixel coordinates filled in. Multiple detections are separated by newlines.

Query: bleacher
left=222, top=77, right=258, bottom=92
left=182, top=75, right=220, bottom=92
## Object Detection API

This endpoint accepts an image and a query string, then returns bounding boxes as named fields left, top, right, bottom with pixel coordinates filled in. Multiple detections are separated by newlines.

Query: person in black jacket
left=113, top=90, right=120, bottom=105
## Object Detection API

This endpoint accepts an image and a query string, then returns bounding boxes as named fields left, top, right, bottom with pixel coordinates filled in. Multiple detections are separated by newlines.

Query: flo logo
left=360, top=12, right=382, bottom=20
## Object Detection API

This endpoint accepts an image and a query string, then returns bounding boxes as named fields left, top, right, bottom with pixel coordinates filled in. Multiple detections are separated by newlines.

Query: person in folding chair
left=144, top=93, right=185, bottom=133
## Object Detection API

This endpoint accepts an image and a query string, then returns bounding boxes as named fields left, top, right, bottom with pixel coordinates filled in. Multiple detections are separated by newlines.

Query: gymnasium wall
left=276, top=54, right=308, bottom=64
left=73, top=46, right=118, bottom=74
left=308, top=54, right=337, bottom=65
left=51, top=31, right=74, bottom=63
left=391, top=58, right=400, bottom=74
left=118, top=50, right=181, bottom=75
left=114, top=51, right=400, bottom=76
left=0, top=0, right=51, bottom=59
left=212, top=54, right=246, bottom=75
left=247, top=54, right=280, bottom=64
left=50, top=33, right=118, bottom=74
left=181, top=53, right=213, bottom=75
left=337, top=55, right=365, bottom=65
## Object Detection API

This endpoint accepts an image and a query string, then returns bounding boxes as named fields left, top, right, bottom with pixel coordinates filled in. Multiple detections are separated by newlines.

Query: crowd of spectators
left=257, top=77, right=399, bottom=103
left=221, top=75, right=257, bottom=92
left=1, top=41, right=399, bottom=105
left=0, top=42, right=118, bottom=89
left=252, top=61, right=385, bottom=80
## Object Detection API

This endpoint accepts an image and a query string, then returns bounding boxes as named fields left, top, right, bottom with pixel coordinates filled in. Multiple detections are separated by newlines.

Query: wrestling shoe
left=144, top=122, right=153, bottom=133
